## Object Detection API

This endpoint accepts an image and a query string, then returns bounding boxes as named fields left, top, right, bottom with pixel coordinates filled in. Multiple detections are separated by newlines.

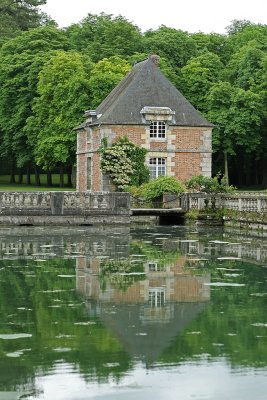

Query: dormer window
left=140, top=106, right=175, bottom=140
left=150, top=121, right=166, bottom=138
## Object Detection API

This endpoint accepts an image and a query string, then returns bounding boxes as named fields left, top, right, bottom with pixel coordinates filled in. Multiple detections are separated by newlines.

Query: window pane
left=149, top=121, right=166, bottom=138
left=149, top=158, right=167, bottom=179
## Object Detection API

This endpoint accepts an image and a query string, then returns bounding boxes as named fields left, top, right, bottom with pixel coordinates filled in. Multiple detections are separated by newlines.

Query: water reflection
left=0, top=226, right=266, bottom=399
left=76, top=246, right=210, bottom=365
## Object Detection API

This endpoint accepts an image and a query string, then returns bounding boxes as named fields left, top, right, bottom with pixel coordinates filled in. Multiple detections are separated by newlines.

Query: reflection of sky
left=32, top=359, right=267, bottom=400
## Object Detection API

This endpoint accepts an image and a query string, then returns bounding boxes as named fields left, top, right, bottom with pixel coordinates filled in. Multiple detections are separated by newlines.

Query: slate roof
left=89, top=56, right=214, bottom=128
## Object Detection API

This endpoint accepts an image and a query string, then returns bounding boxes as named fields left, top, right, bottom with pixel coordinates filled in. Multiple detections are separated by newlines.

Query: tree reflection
left=0, top=226, right=266, bottom=395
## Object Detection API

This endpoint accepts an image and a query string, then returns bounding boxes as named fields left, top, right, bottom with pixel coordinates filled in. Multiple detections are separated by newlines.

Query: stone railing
left=185, top=192, right=267, bottom=213
left=0, top=191, right=130, bottom=225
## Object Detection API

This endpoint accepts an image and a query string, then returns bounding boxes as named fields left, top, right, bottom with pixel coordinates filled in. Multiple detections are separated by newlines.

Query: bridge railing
left=184, top=192, right=267, bottom=213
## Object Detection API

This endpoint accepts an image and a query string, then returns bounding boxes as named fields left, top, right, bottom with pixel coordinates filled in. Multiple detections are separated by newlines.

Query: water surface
left=0, top=225, right=266, bottom=399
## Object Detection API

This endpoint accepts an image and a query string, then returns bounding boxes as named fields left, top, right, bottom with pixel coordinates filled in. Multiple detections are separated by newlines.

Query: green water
left=0, top=225, right=266, bottom=399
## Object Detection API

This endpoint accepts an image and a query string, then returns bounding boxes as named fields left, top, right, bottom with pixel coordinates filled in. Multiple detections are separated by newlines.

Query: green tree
left=25, top=50, right=93, bottom=187
left=179, top=51, right=223, bottom=112
left=88, top=56, right=131, bottom=108
left=225, top=41, right=266, bottom=90
left=66, top=13, right=143, bottom=62
left=191, top=32, right=229, bottom=63
left=207, top=82, right=263, bottom=183
left=142, top=26, right=197, bottom=70
left=0, top=27, right=69, bottom=183
left=0, top=0, right=49, bottom=44
left=225, top=21, right=267, bottom=58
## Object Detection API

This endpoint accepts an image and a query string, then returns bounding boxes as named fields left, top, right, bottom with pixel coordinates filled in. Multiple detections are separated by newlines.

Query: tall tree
left=0, top=27, right=69, bottom=182
left=88, top=56, right=131, bottom=108
left=225, top=41, right=266, bottom=90
left=142, top=26, right=197, bottom=70
left=225, top=21, right=267, bottom=56
left=179, top=51, right=223, bottom=112
left=207, top=82, right=263, bottom=183
left=25, top=50, right=93, bottom=186
left=66, top=13, right=143, bottom=62
left=191, top=32, right=229, bottom=63
left=0, top=0, right=48, bottom=44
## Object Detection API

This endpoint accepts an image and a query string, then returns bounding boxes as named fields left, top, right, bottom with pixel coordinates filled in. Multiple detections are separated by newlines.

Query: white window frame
left=149, top=287, right=166, bottom=307
left=149, top=157, right=166, bottom=180
left=149, top=121, right=166, bottom=139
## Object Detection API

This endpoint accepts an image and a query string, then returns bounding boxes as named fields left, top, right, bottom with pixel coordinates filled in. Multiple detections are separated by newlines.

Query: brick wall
left=76, top=124, right=212, bottom=191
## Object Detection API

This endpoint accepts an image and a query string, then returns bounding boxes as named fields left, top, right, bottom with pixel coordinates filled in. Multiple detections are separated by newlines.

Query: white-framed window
left=148, top=262, right=165, bottom=272
left=149, top=288, right=165, bottom=307
left=149, top=121, right=166, bottom=139
left=149, top=157, right=166, bottom=179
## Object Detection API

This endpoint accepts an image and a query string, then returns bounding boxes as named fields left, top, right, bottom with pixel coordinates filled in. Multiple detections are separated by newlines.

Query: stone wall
left=0, top=191, right=130, bottom=226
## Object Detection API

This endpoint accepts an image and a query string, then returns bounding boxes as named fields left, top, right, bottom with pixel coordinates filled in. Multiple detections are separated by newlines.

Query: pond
left=0, top=225, right=267, bottom=400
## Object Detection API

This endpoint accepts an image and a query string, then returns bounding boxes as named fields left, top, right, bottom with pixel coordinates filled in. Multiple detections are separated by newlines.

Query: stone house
left=76, top=55, right=213, bottom=192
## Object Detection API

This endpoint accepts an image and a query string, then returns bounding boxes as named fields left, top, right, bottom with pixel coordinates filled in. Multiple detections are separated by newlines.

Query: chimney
left=150, top=54, right=160, bottom=66
left=84, top=109, right=97, bottom=123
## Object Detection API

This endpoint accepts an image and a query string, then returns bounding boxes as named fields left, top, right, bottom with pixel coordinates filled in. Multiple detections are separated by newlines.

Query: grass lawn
left=0, top=174, right=75, bottom=192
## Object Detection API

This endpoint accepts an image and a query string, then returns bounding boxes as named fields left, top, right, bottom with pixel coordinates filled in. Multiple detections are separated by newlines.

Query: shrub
left=99, top=136, right=149, bottom=191
left=186, top=174, right=235, bottom=194
left=142, top=176, right=186, bottom=201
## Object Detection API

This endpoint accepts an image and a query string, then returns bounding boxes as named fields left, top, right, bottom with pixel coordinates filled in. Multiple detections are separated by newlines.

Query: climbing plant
left=99, top=136, right=149, bottom=190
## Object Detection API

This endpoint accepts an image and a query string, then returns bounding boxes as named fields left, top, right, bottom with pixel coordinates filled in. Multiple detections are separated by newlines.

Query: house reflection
left=76, top=254, right=210, bottom=364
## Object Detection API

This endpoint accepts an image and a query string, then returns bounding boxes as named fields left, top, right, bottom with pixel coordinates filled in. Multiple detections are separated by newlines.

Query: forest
left=0, top=0, right=266, bottom=187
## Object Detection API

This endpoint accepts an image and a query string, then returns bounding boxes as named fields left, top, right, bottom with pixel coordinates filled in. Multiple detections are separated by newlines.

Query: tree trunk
left=59, top=164, right=64, bottom=188
left=18, top=169, right=23, bottom=184
left=10, top=159, right=16, bottom=184
left=67, top=166, right=72, bottom=187
left=26, top=163, right=31, bottom=185
left=261, top=158, right=267, bottom=187
left=224, top=150, right=229, bottom=185
left=34, top=164, right=40, bottom=186
left=47, top=171, right=52, bottom=186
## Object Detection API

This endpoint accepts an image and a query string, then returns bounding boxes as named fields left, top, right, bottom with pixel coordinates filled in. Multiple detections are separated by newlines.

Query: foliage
left=0, top=27, right=70, bottom=169
left=99, top=136, right=149, bottom=191
left=179, top=51, right=223, bottom=111
left=186, top=174, right=236, bottom=193
left=0, top=14, right=266, bottom=187
left=25, top=50, right=93, bottom=170
left=142, top=26, right=197, bottom=69
left=0, top=0, right=48, bottom=44
left=191, top=32, right=229, bottom=63
left=88, top=56, right=131, bottom=108
left=99, top=259, right=145, bottom=291
left=66, top=13, right=142, bottom=62
left=140, top=176, right=186, bottom=201
left=207, top=81, right=264, bottom=158
left=225, top=41, right=266, bottom=90
left=185, top=207, right=226, bottom=221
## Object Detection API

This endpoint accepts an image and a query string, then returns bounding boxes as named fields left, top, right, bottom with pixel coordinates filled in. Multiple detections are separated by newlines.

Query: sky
left=40, top=0, right=267, bottom=34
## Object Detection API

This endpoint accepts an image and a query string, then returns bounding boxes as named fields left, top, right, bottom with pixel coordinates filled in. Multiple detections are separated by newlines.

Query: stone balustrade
left=0, top=191, right=130, bottom=225
left=185, top=193, right=267, bottom=213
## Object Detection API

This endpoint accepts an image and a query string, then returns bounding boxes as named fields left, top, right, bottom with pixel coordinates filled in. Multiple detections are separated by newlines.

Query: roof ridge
left=96, top=59, right=148, bottom=116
